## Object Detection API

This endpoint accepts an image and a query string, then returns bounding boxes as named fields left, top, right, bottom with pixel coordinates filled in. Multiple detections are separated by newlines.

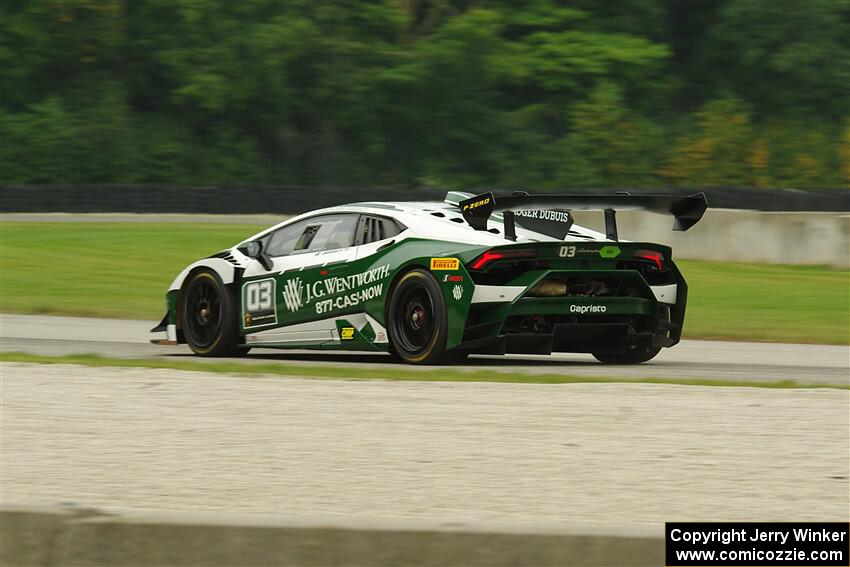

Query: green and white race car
left=152, top=191, right=707, bottom=364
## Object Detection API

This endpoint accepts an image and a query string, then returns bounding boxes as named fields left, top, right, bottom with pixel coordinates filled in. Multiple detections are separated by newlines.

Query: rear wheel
left=181, top=269, right=241, bottom=357
left=593, top=344, right=661, bottom=364
left=387, top=269, right=450, bottom=365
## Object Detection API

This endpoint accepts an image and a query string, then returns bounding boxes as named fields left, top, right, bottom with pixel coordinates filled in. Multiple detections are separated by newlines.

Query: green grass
left=1, top=221, right=847, bottom=344
left=0, top=221, right=265, bottom=319
left=679, top=260, right=849, bottom=344
left=3, top=352, right=847, bottom=389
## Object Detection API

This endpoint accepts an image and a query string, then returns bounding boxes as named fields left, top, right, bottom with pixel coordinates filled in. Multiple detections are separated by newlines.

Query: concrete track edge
left=1, top=503, right=664, bottom=566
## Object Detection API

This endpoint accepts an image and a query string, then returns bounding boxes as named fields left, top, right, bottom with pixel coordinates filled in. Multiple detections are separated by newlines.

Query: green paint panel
left=165, top=290, right=179, bottom=325
left=334, top=319, right=382, bottom=351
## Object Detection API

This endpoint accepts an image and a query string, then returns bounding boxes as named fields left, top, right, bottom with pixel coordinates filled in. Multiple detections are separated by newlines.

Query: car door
left=241, top=213, right=361, bottom=345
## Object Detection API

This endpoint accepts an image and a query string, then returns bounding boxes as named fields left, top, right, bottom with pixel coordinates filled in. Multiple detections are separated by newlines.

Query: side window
left=356, top=215, right=404, bottom=245
left=303, top=214, right=359, bottom=252
left=264, top=214, right=359, bottom=257
left=265, top=219, right=309, bottom=257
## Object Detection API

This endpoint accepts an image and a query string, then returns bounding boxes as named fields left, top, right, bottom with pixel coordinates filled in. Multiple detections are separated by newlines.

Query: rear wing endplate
left=457, top=191, right=708, bottom=241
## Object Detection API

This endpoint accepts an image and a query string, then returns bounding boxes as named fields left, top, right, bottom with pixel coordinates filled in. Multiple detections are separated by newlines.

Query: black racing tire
left=387, top=269, right=450, bottom=365
left=180, top=269, right=242, bottom=357
left=592, top=344, right=662, bottom=364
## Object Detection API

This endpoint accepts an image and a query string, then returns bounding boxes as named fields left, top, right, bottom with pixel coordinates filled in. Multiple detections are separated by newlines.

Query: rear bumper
left=457, top=267, right=687, bottom=355
left=457, top=322, right=676, bottom=356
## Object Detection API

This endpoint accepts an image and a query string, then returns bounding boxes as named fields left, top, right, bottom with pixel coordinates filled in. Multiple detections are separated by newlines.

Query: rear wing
left=456, top=191, right=708, bottom=241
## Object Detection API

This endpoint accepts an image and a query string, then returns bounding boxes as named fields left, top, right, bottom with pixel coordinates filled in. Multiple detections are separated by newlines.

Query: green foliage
left=699, top=0, right=850, bottom=119
left=841, top=119, right=850, bottom=185
left=562, top=82, right=662, bottom=187
left=661, top=97, right=755, bottom=186
left=0, top=0, right=848, bottom=188
left=0, top=98, right=77, bottom=183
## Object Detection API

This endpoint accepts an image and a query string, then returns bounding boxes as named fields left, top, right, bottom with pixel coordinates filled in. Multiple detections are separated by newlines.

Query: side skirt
left=243, top=313, right=389, bottom=351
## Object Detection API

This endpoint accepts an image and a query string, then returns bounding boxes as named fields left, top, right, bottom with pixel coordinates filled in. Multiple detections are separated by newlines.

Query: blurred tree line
left=1, top=0, right=848, bottom=189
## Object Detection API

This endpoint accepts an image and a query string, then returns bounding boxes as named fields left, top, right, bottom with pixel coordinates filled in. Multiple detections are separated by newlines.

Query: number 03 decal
left=245, top=280, right=274, bottom=310
left=559, top=245, right=576, bottom=258
left=242, top=279, right=278, bottom=329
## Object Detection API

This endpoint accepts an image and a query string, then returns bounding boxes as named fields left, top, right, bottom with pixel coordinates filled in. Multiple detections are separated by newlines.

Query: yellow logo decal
left=430, top=257, right=459, bottom=270
left=340, top=327, right=355, bottom=340
left=462, top=197, right=491, bottom=211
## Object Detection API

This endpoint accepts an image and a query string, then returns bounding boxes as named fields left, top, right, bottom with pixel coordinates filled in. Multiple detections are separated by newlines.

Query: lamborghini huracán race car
left=152, top=191, right=707, bottom=364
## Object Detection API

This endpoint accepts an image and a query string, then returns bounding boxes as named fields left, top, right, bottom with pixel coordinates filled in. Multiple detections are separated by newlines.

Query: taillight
left=634, top=249, right=665, bottom=270
left=469, top=248, right=537, bottom=271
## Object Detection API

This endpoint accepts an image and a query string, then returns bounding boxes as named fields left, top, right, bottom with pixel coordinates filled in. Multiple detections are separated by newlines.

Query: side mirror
left=238, top=241, right=273, bottom=271
left=240, top=241, right=262, bottom=258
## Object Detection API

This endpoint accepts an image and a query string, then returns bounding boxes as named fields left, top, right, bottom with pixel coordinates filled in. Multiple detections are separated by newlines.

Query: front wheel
left=180, top=269, right=241, bottom=357
left=593, top=344, right=661, bottom=364
left=387, top=269, right=450, bottom=365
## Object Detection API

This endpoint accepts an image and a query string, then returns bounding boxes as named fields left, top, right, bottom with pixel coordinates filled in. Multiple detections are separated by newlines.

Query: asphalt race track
left=1, top=314, right=848, bottom=385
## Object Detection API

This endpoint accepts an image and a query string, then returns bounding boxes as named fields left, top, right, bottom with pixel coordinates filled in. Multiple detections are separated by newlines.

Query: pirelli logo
left=430, top=257, right=459, bottom=271
left=462, top=196, right=491, bottom=211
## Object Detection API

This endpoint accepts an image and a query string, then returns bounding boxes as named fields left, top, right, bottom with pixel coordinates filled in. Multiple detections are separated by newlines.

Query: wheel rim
left=393, top=283, right=435, bottom=355
left=185, top=278, right=222, bottom=348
